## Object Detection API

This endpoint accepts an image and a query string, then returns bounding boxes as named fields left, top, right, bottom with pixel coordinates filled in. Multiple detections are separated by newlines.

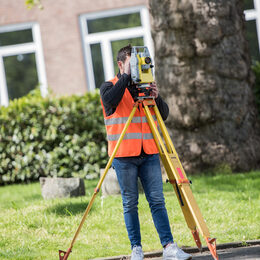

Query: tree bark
left=149, top=0, right=260, bottom=172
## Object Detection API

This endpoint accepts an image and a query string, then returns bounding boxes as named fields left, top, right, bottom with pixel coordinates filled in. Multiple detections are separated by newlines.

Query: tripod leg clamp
left=166, top=179, right=190, bottom=185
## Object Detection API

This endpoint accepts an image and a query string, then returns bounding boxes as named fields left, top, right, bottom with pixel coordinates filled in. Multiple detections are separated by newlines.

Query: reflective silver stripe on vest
left=141, top=115, right=157, bottom=123
left=107, top=133, right=142, bottom=141
left=104, top=116, right=141, bottom=125
left=143, top=133, right=154, bottom=140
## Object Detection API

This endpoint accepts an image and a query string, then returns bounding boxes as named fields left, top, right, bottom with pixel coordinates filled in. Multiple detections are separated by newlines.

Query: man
left=100, top=45, right=192, bottom=260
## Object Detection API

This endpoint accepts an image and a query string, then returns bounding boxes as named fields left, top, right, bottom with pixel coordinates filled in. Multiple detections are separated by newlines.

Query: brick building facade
left=0, top=0, right=259, bottom=106
left=0, top=0, right=151, bottom=105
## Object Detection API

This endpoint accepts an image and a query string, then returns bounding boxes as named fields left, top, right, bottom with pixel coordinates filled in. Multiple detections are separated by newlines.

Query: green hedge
left=0, top=89, right=108, bottom=185
left=252, top=61, right=260, bottom=118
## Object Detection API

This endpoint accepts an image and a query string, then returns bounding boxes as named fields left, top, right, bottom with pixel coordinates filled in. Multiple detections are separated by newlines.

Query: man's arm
left=155, top=95, right=169, bottom=121
left=150, top=83, right=169, bottom=121
left=100, top=73, right=131, bottom=116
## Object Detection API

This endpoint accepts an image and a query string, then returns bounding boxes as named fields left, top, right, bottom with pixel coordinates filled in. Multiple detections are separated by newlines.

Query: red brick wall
left=0, top=0, right=148, bottom=95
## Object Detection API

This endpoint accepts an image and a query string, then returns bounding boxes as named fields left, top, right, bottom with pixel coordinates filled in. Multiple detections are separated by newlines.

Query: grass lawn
left=0, top=171, right=259, bottom=260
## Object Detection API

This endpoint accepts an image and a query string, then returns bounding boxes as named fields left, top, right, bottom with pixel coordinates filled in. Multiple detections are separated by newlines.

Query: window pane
left=245, top=20, right=260, bottom=62
left=111, top=37, right=144, bottom=75
left=90, top=43, right=105, bottom=88
left=0, top=29, right=33, bottom=47
left=243, top=0, right=254, bottom=10
left=3, top=53, right=38, bottom=100
left=87, top=13, right=141, bottom=34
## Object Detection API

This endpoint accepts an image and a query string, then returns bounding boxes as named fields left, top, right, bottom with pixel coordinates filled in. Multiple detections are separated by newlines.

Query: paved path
left=148, top=245, right=260, bottom=260
left=193, top=245, right=260, bottom=260
left=94, top=241, right=260, bottom=260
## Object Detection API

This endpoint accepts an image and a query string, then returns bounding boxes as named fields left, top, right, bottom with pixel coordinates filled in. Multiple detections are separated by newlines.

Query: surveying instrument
left=59, top=46, right=219, bottom=260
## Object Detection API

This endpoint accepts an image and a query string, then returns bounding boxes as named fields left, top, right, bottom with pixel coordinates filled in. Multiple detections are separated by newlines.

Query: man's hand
left=150, top=82, right=159, bottom=98
left=123, top=56, right=131, bottom=75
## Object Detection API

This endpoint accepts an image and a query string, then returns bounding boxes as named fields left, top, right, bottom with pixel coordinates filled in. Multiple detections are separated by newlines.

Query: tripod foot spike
left=191, top=230, right=202, bottom=252
left=206, top=238, right=218, bottom=260
left=59, top=248, right=72, bottom=260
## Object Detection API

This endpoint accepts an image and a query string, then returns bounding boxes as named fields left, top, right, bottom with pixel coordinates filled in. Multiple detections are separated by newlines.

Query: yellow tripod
left=59, top=98, right=219, bottom=260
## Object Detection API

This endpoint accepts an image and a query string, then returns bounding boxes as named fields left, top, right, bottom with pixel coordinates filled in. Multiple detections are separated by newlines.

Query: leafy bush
left=252, top=61, right=260, bottom=118
left=0, top=89, right=108, bottom=185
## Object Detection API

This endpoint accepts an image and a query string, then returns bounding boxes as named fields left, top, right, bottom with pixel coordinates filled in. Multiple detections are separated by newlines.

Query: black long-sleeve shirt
left=100, top=73, right=169, bottom=120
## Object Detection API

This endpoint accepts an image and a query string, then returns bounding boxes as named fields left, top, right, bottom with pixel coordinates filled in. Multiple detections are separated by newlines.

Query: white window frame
left=79, top=6, right=154, bottom=91
left=244, top=0, right=260, bottom=54
left=0, top=22, right=47, bottom=106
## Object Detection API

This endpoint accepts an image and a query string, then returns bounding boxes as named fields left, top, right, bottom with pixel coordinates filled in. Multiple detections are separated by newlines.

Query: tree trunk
left=149, top=0, right=260, bottom=172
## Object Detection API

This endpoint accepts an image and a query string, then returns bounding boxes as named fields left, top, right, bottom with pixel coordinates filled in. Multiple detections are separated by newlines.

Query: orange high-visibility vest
left=101, top=75, right=159, bottom=157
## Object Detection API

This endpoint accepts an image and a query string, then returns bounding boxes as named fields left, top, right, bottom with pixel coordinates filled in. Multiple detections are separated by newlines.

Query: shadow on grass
left=45, top=200, right=96, bottom=216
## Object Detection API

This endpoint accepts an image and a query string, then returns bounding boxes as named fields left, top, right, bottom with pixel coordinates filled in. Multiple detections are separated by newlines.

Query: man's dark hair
left=117, top=44, right=132, bottom=62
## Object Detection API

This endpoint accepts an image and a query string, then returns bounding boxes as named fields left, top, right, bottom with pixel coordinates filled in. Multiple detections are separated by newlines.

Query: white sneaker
left=163, top=242, right=192, bottom=260
left=131, top=246, right=144, bottom=260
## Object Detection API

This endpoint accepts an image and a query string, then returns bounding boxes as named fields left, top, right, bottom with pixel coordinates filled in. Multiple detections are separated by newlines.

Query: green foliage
left=252, top=61, right=260, bottom=118
left=25, top=0, right=43, bottom=10
left=0, top=89, right=108, bottom=185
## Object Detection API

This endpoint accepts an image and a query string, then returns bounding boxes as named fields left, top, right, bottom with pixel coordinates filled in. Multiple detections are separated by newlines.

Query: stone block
left=39, top=177, right=85, bottom=199
left=100, top=168, right=143, bottom=197
left=100, top=168, right=121, bottom=197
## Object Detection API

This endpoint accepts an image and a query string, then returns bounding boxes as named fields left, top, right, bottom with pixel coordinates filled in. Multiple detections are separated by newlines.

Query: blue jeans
left=112, top=154, right=173, bottom=248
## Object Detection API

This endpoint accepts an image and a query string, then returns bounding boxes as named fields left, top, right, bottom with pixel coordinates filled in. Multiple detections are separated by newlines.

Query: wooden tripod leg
left=169, top=179, right=202, bottom=251
left=143, top=102, right=218, bottom=260
left=162, top=155, right=202, bottom=251
left=58, top=104, right=139, bottom=260
left=153, top=103, right=205, bottom=251
left=163, top=153, right=218, bottom=259
left=181, top=185, right=218, bottom=260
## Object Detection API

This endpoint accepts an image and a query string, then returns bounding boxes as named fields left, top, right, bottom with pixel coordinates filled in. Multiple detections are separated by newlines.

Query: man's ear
left=117, top=61, right=123, bottom=70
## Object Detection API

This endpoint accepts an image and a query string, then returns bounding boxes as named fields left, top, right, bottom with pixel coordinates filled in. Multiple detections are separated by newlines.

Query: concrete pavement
left=93, top=240, right=260, bottom=260
left=149, top=245, right=260, bottom=260
left=191, top=245, right=260, bottom=259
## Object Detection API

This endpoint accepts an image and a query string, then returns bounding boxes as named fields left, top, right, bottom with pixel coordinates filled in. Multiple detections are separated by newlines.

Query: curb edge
left=92, top=240, right=260, bottom=260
